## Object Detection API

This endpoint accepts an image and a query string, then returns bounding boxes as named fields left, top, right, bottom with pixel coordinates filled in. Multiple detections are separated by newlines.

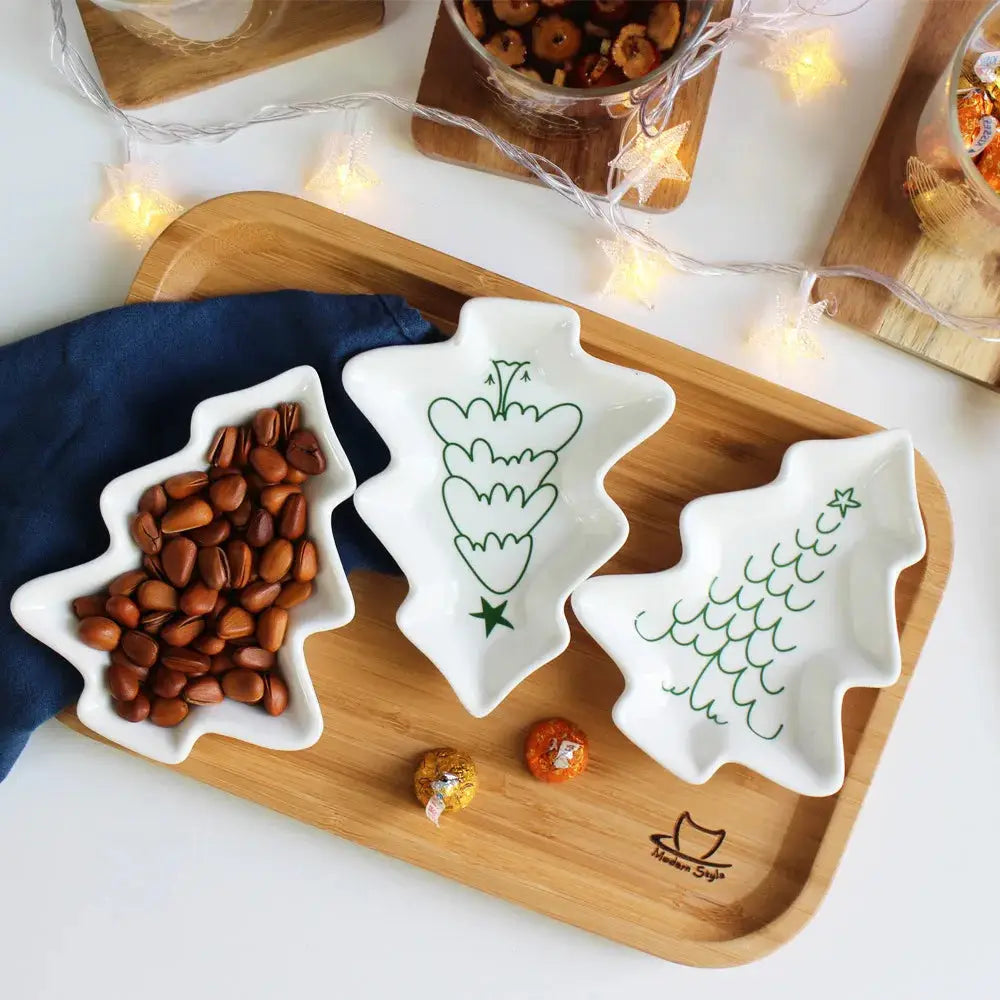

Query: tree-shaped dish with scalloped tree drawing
left=344, top=298, right=675, bottom=717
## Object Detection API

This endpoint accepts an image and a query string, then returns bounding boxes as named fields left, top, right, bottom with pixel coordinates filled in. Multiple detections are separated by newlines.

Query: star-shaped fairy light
left=827, top=487, right=862, bottom=517
left=572, top=430, right=926, bottom=796
left=92, top=162, right=184, bottom=247
left=611, top=120, right=690, bottom=203
left=598, top=236, right=670, bottom=308
left=763, top=28, right=844, bottom=104
left=343, top=298, right=675, bottom=718
left=748, top=292, right=828, bottom=360
left=305, top=130, right=379, bottom=206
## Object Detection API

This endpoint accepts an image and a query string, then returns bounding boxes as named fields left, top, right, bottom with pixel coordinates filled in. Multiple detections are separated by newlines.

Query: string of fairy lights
left=51, top=0, right=1000, bottom=357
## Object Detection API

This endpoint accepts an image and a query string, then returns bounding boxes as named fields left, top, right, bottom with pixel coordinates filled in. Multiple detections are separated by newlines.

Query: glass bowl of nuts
left=448, top=1, right=715, bottom=135
left=11, top=366, right=356, bottom=764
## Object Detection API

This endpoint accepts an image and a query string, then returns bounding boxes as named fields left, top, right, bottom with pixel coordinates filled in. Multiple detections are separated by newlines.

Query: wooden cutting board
left=412, top=2, right=729, bottom=213
left=77, top=0, right=384, bottom=109
left=60, top=191, right=952, bottom=967
left=817, top=0, right=1000, bottom=388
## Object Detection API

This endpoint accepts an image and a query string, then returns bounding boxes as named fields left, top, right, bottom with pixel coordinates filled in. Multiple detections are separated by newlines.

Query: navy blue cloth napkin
left=0, top=290, right=436, bottom=781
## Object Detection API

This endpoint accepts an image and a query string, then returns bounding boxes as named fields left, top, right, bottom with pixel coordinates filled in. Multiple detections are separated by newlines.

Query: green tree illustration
left=428, top=359, right=582, bottom=636
left=634, top=488, right=861, bottom=740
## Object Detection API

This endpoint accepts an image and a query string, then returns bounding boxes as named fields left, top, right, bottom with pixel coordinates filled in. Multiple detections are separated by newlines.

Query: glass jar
left=446, top=1, right=715, bottom=137
left=913, top=0, right=1000, bottom=255
left=91, top=0, right=284, bottom=53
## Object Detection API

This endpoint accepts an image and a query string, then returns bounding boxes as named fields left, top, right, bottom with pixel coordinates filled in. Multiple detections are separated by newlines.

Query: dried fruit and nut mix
left=460, top=1, right=686, bottom=87
left=73, top=403, right=325, bottom=728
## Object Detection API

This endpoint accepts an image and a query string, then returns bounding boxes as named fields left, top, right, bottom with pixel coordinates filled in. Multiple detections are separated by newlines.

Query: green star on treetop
left=827, top=487, right=861, bottom=517
left=470, top=597, right=514, bottom=637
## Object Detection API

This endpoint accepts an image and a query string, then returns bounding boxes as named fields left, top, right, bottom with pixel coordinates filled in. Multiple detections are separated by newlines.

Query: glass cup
left=913, top=0, right=1000, bottom=255
left=91, top=0, right=283, bottom=53
left=445, top=0, right=715, bottom=137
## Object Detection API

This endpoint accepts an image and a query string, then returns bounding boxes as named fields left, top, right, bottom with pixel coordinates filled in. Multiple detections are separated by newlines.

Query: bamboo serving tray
left=412, top=2, right=729, bottom=213
left=77, top=0, right=384, bottom=109
left=60, top=192, right=952, bottom=967
left=818, top=0, right=1000, bottom=389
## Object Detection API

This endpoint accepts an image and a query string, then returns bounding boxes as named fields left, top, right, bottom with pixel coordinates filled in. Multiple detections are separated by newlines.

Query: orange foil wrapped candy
left=524, top=717, right=588, bottom=783
left=958, top=88, right=993, bottom=149
left=977, top=139, right=1000, bottom=193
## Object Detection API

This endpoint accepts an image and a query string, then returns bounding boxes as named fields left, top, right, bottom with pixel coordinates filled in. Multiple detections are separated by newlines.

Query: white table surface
left=1, top=2, right=998, bottom=997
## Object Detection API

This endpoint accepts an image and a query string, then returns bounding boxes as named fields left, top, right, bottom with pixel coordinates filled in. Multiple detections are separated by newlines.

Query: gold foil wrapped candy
left=957, top=88, right=993, bottom=149
left=414, top=747, right=478, bottom=825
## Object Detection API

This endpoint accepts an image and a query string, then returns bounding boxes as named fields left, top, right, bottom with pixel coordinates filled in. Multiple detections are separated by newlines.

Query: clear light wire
left=48, top=0, right=1000, bottom=339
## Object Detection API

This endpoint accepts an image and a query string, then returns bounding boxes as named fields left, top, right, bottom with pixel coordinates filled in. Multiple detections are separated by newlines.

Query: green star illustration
left=827, top=487, right=861, bottom=517
left=470, top=597, right=514, bottom=637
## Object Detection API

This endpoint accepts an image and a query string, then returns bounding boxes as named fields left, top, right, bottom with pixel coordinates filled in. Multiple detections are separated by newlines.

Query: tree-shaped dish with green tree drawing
left=634, top=485, right=863, bottom=741
left=429, top=357, right=581, bottom=634
left=573, top=431, right=926, bottom=796
left=344, top=298, right=675, bottom=717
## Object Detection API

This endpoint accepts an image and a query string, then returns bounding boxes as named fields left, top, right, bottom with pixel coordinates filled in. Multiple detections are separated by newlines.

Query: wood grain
left=77, top=0, right=384, bottom=109
left=412, top=2, right=729, bottom=213
left=817, top=0, right=1000, bottom=388
left=60, top=191, right=952, bottom=967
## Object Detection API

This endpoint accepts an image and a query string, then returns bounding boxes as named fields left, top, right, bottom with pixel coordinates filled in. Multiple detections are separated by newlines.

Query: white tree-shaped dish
left=10, top=367, right=356, bottom=765
left=343, top=298, right=675, bottom=716
left=572, top=430, right=927, bottom=796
